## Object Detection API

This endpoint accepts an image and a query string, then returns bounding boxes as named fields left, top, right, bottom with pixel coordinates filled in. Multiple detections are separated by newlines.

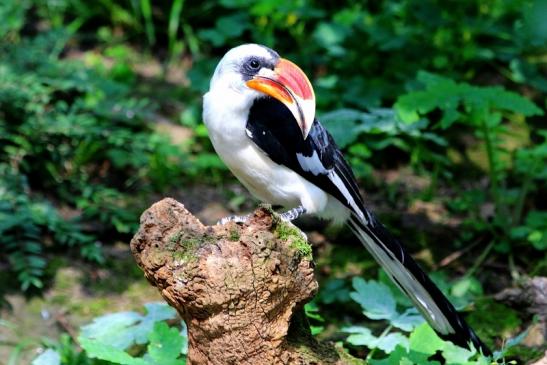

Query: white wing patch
left=296, top=151, right=327, bottom=176
left=297, top=152, right=366, bottom=221
left=328, top=171, right=366, bottom=221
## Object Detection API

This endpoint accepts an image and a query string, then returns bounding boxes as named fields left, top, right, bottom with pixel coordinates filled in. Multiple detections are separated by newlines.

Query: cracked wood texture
left=130, top=198, right=359, bottom=365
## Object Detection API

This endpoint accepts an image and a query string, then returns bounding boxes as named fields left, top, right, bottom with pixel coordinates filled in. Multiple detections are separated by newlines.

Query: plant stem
left=466, top=240, right=494, bottom=278
left=512, top=157, right=538, bottom=226
left=366, top=325, right=393, bottom=361
left=478, top=111, right=500, bottom=213
left=508, top=253, right=520, bottom=281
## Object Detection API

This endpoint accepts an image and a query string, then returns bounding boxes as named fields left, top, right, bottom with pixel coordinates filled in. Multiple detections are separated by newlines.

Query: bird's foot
left=280, top=206, right=307, bottom=222
left=278, top=206, right=308, bottom=241
left=217, top=214, right=251, bottom=225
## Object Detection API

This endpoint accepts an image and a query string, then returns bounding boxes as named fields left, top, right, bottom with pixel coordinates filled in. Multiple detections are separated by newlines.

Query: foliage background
left=0, top=0, right=545, bottom=364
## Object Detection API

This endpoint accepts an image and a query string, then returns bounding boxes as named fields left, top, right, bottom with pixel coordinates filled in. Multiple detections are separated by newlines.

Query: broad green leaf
left=344, top=326, right=409, bottom=353
left=79, top=311, right=141, bottom=350
left=79, top=337, right=149, bottom=365
left=31, top=349, right=61, bottom=365
left=146, top=321, right=185, bottom=365
left=391, top=308, right=425, bottom=332
left=319, top=109, right=364, bottom=147
left=132, top=303, right=178, bottom=345
left=375, top=333, right=409, bottom=353
left=344, top=325, right=375, bottom=346
left=408, top=323, right=445, bottom=354
left=369, top=345, right=408, bottom=365
left=395, top=71, right=543, bottom=129
left=350, top=277, right=397, bottom=321
left=442, top=342, right=477, bottom=365
left=80, top=302, right=177, bottom=350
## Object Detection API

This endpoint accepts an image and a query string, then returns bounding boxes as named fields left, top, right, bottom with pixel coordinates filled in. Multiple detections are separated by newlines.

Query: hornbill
left=203, top=44, right=490, bottom=355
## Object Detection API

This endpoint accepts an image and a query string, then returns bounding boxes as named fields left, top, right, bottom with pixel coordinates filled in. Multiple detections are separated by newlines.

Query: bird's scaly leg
left=280, top=206, right=307, bottom=221
left=217, top=214, right=251, bottom=225
left=279, top=206, right=308, bottom=240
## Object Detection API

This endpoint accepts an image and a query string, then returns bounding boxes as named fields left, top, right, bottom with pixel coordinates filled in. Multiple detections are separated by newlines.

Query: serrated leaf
left=369, top=345, right=408, bottom=365
left=80, top=302, right=177, bottom=350
left=376, top=333, right=409, bottom=353
left=344, top=326, right=409, bottom=353
left=391, top=308, right=425, bottom=332
left=408, top=323, right=445, bottom=354
left=344, top=325, right=375, bottom=346
left=442, top=341, right=477, bottom=364
left=395, top=71, right=543, bottom=129
left=80, top=311, right=142, bottom=350
left=146, top=321, right=184, bottom=365
left=350, top=277, right=397, bottom=321
left=79, top=337, right=150, bottom=365
left=132, top=302, right=178, bottom=345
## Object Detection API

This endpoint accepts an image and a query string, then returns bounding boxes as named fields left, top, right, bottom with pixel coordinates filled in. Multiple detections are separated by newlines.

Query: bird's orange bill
left=246, top=58, right=315, bottom=139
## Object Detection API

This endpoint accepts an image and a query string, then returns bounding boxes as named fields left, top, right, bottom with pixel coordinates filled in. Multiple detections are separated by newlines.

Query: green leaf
left=350, top=277, right=397, bottom=321
left=344, top=326, right=409, bottom=353
left=80, top=302, right=177, bottom=350
left=493, top=327, right=530, bottom=360
left=442, top=342, right=477, bottom=365
left=319, top=109, right=364, bottom=147
left=132, top=303, right=178, bottom=345
left=146, top=322, right=185, bottom=365
left=390, top=308, right=425, bottom=332
left=31, top=349, right=61, bottom=365
left=369, top=345, right=408, bottom=365
left=395, top=71, right=543, bottom=129
left=409, top=323, right=445, bottom=355
left=318, top=278, right=351, bottom=304
left=304, top=302, right=324, bottom=322
left=80, top=311, right=141, bottom=350
left=79, top=337, right=150, bottom=365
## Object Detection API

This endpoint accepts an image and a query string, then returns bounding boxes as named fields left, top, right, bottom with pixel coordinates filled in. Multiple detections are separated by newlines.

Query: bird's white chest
left=203, top=92, right=298, bottom=206
left=202, top=90, right=332, bottom=214
left=209, top=124, right=296, bottom=205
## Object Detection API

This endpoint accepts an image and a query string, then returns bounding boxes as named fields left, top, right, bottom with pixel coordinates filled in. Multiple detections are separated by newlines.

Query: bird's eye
left=249, top=59, right=260, bottom=69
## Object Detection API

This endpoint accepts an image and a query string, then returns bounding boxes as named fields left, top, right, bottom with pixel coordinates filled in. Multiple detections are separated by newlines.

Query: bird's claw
left=217, top=214, right=250, bottom=225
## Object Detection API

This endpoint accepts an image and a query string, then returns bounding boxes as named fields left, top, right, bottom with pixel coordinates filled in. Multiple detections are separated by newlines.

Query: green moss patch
left=275, top=220, right=312, bottom=259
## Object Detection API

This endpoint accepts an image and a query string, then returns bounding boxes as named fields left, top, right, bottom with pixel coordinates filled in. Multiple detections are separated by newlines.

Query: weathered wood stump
left=130, top=198, right=360, bottom=365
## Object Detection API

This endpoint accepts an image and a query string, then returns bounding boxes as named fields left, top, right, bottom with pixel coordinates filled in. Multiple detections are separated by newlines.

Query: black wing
left=246, top=97, right=369, bottom=221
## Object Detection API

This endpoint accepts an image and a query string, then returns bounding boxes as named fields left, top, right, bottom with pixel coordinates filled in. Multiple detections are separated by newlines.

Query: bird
left=202, top=43, right=491, bottom=355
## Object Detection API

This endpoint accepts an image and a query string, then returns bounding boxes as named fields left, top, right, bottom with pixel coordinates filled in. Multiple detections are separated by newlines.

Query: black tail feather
left=348, top=213, right=491, bottom=356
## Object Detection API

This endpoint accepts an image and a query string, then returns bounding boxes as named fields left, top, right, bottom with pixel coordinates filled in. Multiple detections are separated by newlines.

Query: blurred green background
left=0, top=0, right=546, bottom=364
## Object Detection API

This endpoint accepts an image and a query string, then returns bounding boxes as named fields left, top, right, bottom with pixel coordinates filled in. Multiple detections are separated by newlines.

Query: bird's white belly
left=208, top=130, right=329, bottom=213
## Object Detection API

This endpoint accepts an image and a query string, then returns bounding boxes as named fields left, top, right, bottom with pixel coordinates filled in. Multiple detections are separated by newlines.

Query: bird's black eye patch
left=243, top=57, right=263, bottom=74
left=241, top=56, right=275, bottom=80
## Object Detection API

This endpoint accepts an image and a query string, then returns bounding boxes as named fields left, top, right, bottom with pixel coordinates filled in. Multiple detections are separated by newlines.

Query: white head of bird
left=205, top=43, right=316, bottom=139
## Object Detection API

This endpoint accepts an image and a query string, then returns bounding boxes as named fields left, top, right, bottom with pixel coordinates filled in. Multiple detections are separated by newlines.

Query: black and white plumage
left=203, top=44, right=490, bottom=355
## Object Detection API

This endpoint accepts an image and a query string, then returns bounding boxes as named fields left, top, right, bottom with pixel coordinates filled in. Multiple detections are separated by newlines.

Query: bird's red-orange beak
left=246, top=58, right=315, bottom=140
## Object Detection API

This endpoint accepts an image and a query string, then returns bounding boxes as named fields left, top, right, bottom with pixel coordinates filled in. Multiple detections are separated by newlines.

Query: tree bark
left=130, top=198, right=360, bottom=365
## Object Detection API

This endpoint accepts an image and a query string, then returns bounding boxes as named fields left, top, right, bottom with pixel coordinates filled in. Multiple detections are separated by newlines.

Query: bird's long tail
left=348, top=213, right=491, bottom=355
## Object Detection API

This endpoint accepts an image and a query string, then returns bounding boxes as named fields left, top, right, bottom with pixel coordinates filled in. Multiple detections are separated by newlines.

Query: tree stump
left=130, top=198, right=359, bottom=365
